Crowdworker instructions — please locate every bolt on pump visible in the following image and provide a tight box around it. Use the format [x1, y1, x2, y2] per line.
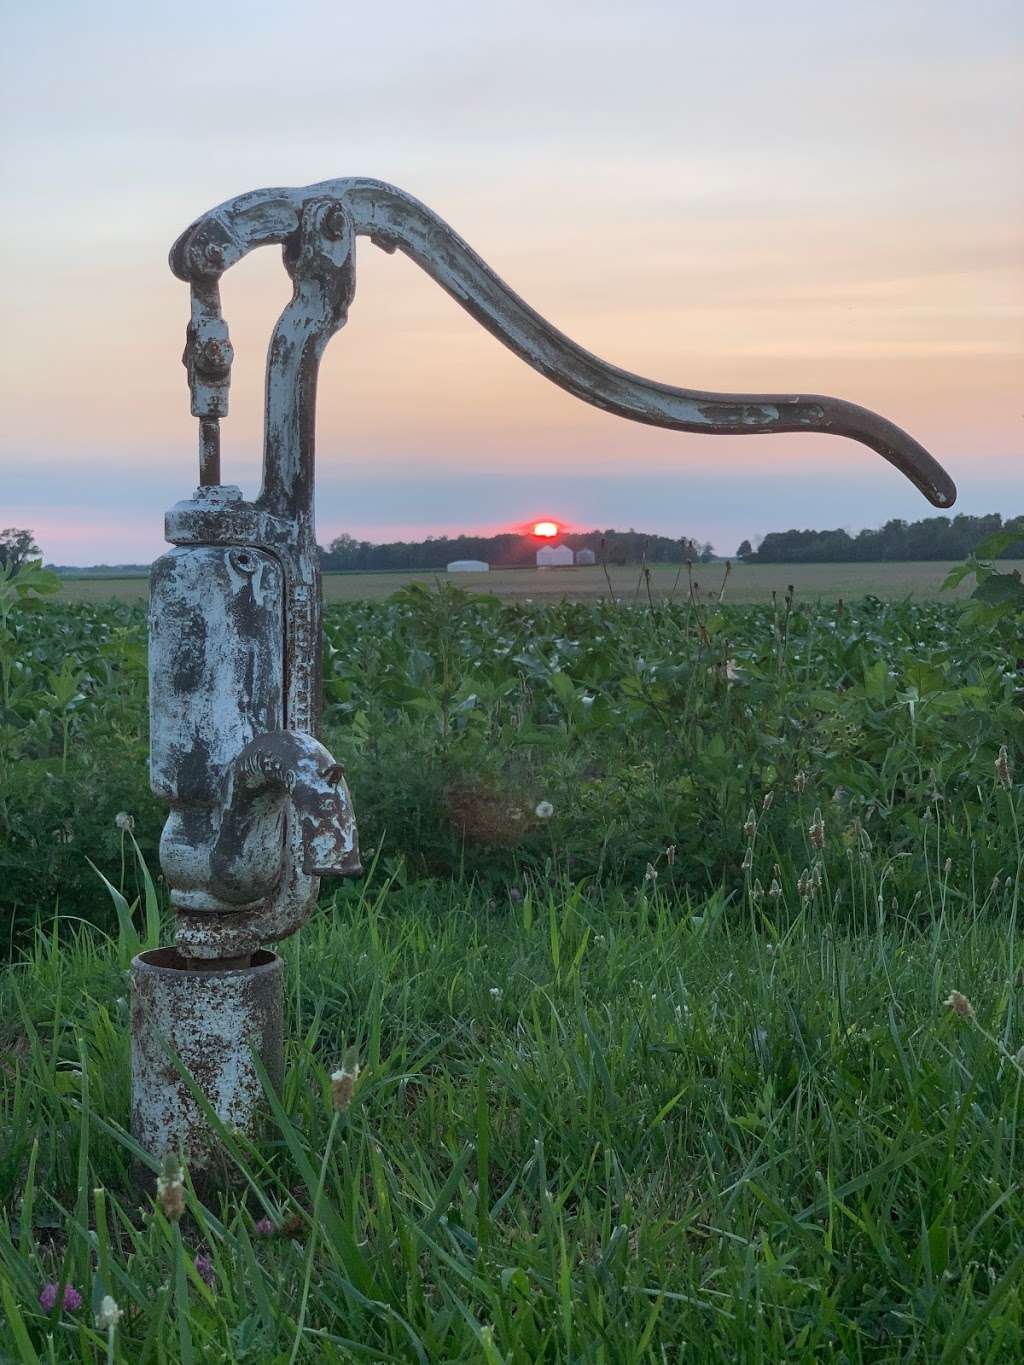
[132, 178, 955, 1177]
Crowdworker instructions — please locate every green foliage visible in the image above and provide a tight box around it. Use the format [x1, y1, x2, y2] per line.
[2, 578, 1023, 933]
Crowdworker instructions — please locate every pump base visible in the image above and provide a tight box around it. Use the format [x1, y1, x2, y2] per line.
[130, 947, 283, 1180]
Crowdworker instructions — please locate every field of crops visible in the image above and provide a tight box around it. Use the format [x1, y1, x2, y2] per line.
[2, 567, 1024, 1359]
[56, 558, 1024, 606]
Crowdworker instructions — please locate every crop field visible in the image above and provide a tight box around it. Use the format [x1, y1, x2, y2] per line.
[2, 567, 1024, 1359]
[56, 558, 1024, 606]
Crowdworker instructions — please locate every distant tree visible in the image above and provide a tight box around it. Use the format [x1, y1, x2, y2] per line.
[736, 538, 753, 559]
[0, 528, 40, 576]
[698, 542, 715, 563]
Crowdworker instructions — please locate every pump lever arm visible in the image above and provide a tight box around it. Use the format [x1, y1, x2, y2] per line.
[170, 178, 956, 509]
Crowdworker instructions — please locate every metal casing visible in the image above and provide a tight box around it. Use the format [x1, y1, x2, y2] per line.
[149, 545, 284, 804]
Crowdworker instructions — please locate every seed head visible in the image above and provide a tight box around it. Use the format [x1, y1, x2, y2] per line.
[114, 811, 135, 832]
[944, 990, 974, 1019]
[809, 811, 825, 850]
[534, 800, 554, 819]
[995, 745, 1011, 790]
[794, 770, 808, 794]
[331, 1052, 360, 1113]
[768, 878, 782, 899]
[742, 809, 757, 840]
[156, 1157, 185, 1222]
[762, 791, 774, 813]
[665, 843, 676, 866]
[751, 879, 764, 903]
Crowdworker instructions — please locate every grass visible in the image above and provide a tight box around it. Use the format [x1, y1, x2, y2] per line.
[2, 856, 1024, 1360]
[55, 559, 1024, 606]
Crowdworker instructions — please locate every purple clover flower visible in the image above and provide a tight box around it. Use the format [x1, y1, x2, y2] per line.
[38, 1282, 83, 1313]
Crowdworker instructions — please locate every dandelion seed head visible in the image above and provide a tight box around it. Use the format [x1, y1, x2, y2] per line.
[534, 801, 554, 819]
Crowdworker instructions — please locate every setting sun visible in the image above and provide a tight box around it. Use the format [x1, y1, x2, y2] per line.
[533, 521, 559, 538]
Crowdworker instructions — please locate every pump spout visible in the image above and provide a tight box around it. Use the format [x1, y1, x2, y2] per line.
[210, 732, 360, 905]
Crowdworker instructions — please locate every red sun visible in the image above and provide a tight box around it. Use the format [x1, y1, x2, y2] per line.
[532, 521, 559, 538]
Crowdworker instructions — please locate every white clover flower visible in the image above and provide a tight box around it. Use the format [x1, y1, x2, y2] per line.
[95, 1296, 123, 1330]
[489, 987, 503, 1002]
[534, 801, 554, 819]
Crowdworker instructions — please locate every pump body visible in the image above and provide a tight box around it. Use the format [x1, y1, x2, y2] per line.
[131, 177, 955, 1176]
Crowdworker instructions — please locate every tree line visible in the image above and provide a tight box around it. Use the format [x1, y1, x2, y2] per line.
[737, 514, 1024, 564]
[322, 529, 713, 571]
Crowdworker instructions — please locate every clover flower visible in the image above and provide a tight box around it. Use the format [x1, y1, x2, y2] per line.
[38, 1282, 82, 1313]
[95, 1295, 123, 1330]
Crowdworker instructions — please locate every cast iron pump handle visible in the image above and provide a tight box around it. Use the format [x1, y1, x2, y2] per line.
[171, 176, 957, 510]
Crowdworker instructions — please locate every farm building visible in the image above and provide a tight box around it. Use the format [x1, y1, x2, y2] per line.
[575, 548, 596, 565]
[447, 560, 489, 572]
[536, 544, 574, 568]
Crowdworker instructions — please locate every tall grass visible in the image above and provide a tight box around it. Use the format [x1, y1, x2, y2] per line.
[2, 846, 1023, 1359]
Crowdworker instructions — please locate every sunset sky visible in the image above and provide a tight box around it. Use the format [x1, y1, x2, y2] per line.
[2, 0, 1021, 563]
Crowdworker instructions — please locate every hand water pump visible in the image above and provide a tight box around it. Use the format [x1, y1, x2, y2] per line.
[131, 178, 957, 1174]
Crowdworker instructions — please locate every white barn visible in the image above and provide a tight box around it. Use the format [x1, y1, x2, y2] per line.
[447, 560, 489, 573]
[575, 547, 596, 566]
[536, 544, 574, 568]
